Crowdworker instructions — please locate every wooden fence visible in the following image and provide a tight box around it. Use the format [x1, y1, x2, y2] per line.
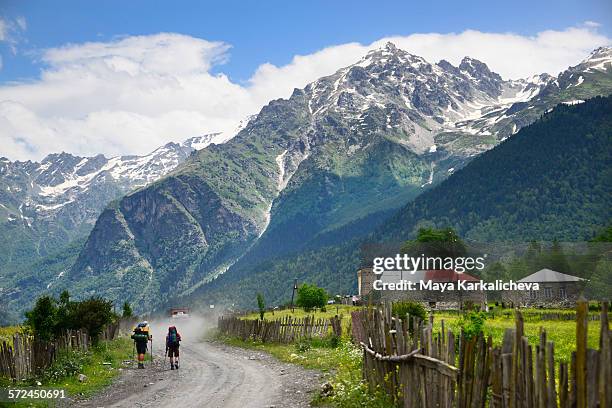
[217, 315, 342, 343]
[0, 321, 120, 381]
[351, 301, 610, 408]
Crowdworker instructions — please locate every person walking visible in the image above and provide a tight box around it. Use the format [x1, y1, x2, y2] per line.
[165, 326, 182, 370]
[131, 321, 152, 369]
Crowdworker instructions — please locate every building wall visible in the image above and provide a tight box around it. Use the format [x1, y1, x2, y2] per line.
[504, 281, 584, 305]
[357, 267, 375, 297]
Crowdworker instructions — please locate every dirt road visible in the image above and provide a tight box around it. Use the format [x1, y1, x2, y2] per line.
[77, 339, 321, 408]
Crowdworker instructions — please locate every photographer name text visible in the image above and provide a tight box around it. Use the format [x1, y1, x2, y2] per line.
[373, 279, 539, 292]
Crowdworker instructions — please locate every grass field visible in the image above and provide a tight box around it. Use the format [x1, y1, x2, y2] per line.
[0, 325, 21, 346]
[431, 311, 604, 363]
[242, 304, 608, 363]
[226, 304, 609, 407]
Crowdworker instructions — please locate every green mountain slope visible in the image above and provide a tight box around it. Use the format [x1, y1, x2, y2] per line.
[33, 46, 612, 314]
[186, 96, 612, 309]
[382, 95, 612, 241]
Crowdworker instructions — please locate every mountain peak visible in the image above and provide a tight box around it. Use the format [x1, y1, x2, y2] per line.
[583, 46, 612, 64]
[588, 46, 612, 57]
[459, 56, 496, 75]
[571, 46, 612, 73]
[384, 41, 398, 51]
[459, 56, 503, 97]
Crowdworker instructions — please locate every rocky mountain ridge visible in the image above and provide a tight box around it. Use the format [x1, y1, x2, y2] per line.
[4, 43, 611, 315]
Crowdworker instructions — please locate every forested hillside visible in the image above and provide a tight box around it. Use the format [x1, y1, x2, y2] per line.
[381, 95, 612, 241]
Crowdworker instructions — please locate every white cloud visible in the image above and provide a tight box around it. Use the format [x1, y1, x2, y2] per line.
[0, 16, 27, 54]
[0, 24, 610, 161]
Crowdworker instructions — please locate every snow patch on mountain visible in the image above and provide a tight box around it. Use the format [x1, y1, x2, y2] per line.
[0, 134, 220, 229]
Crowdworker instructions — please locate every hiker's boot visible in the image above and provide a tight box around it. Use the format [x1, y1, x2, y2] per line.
[175, 363, 179, 370]
[138, 363, 144, 369]
[170, 363, 175, 370]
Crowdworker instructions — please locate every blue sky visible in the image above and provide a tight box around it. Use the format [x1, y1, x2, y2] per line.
[0, 0, 611, 161]
[1, 0, 611, 84]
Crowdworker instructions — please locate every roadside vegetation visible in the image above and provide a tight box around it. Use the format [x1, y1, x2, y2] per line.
[0, 333, 133, 406]
[0, 293, 134, 405]
[231, 295, 607, 406]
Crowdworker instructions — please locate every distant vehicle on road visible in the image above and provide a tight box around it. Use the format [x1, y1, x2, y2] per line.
[169, 307, 190, 318]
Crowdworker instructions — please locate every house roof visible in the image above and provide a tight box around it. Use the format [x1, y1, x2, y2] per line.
[517, 268, 584, 283]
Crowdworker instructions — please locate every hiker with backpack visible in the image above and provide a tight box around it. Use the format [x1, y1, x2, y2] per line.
[131, 321, 152, 369]
[166, 326, 182, 370]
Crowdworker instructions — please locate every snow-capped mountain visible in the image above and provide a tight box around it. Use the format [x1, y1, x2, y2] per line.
[0, 133, 219, 275]
[2, 43, 610, 318]
[0, 134, 218, 221]
[299, 42, 556, 158]
[61, 44, 612, 314]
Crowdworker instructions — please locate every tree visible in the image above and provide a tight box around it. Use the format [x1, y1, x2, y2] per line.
[24, 296, 58, 342]
[55, 290, 74, 336]
[122, 302, 133, 318]
[296, 283, 327, 311]
[547, 240, 571, 273]
[71, 297, 116, 345]
[256, 293, 265, 320]
[401, 227, 467, 259]
[59, 290, 70, 305]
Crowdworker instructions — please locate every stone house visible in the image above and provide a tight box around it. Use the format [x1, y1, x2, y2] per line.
[510, 268, 586, 305]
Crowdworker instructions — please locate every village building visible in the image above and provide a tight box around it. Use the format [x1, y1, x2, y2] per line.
[505, 268, 586, 305]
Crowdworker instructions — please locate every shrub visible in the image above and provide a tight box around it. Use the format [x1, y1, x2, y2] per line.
[295, 338, 311, 353]
[328, 334, 340, 349]
[296, 283, 328, 311]
[392, 301, 426, 332]
[588, 302, 602, 312]
[460, 310, 487, 340]
[40, 350, 88, 383]
[25, 293, 117, 345]
[256, 293, 265, 321]
[69, 297, 116, 345]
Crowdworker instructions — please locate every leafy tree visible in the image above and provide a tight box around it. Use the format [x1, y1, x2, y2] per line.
[59, 290, 70, 305]
[296, 283, 328, 311]
[401, 227, 467, 259]
[590, 226, 612, 242]
[55, 290, 74, 336]
[122, 302, 133, 318]
[525, 241, 543, 272]
[24, 296, 58, 342]
[70, 297, 116, 345]
[545, 240, 571, 273]
[256, 293, 265, 320]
